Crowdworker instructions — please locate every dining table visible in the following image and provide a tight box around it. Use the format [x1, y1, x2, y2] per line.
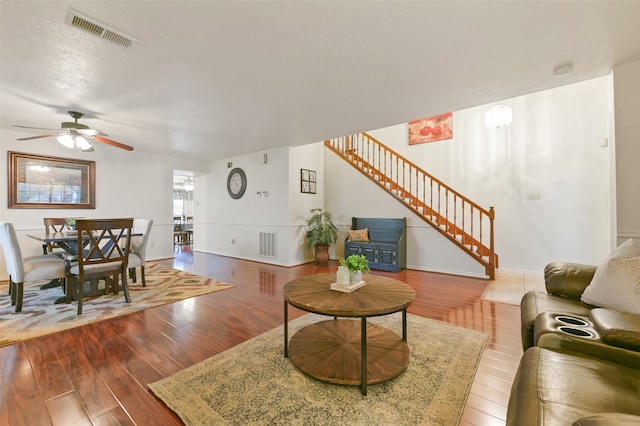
[27, 230, 141, 304]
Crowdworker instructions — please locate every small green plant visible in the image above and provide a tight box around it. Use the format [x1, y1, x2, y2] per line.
[305, 208, 339, 249]
[65, 218, 76, 229]
[339, 254, 370, 273]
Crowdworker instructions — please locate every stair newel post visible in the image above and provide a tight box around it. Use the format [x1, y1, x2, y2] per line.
[489, 206, 496, 278]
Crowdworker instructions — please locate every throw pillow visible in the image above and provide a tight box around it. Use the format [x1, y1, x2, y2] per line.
[347, 228, 369, 242]
[580, 238, 640, 315]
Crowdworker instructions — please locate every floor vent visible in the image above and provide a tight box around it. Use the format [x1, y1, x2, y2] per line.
[259, 270, 276, 295]
[65, 9, 137, 48]
[259, 232, 277, 258]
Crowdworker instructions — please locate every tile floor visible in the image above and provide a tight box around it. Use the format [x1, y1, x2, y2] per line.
[482, 269, 546, 305]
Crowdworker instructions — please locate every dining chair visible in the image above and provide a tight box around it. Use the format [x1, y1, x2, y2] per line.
[67, 218, 134, 315]
[42, 217, 72, 256]
[128, 218, 153, 286]
[174, 222, 187, 245]
[0, 221, 67, 312]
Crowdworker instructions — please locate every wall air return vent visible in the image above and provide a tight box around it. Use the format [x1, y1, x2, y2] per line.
[259, 232, 277, 259]
[65, 9, 136, 48]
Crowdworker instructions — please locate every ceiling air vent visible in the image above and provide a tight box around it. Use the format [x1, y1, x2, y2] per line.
[65, 9, 136, 48]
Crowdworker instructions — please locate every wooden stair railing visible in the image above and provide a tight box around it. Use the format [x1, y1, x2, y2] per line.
[325, 132, 498, 279]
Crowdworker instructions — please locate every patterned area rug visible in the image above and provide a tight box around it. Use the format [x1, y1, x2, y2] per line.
[149, 313, 488, 426]
[0, 263, 234, 347]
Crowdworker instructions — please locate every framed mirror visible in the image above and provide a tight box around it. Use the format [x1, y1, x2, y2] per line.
[8, 151, 96, 209]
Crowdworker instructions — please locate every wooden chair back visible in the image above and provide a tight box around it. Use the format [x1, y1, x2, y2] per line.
[43, 217, 71, 254]
[71, 218, 134, 314]
[75, 218, 133, 274]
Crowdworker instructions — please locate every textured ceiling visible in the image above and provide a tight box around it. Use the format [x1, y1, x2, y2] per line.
[1, 1, 639, 161]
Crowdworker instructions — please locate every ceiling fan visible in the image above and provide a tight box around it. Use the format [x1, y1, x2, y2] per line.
[14, 111, 134, 152]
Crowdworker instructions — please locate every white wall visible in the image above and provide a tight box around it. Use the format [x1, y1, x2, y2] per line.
[326, 76, 614, 275]
[288, 142, 326, 264]
[1, 73, 631, 279]
[197, 147, 292, 265]
[195, 142, 327, 267]
[613, 59, 640, 245]
[0, 128, 208, 278]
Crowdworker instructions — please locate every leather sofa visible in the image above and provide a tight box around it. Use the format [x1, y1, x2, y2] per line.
[507, 262, 640, 425]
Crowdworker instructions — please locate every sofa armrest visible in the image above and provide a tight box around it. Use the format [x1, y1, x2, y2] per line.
[591, 308, 640, 352]
[537, 332, 640, 371]
[544, 262, 597, 300]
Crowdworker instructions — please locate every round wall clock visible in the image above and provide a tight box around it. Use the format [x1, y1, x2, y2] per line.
[227, 167, 247, 199]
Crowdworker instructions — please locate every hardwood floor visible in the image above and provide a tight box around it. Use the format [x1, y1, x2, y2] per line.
[0, 248, 523, 425]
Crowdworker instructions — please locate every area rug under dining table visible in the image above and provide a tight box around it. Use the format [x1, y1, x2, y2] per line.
[0, 263, 234, 347]
[149, 313, 488, 425]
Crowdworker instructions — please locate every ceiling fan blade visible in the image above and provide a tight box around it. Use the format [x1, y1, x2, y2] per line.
[94, 135, 134, 151]
[14, 125, 60, 131]
[17, 133, 60, 141]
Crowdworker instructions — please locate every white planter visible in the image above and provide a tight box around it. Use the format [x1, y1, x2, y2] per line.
[336, 266, 350, 285]
[350, 270, 363, 284]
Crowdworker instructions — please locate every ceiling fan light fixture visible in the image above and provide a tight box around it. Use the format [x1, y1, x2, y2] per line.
[183, 178, 194, 192]
[75, 136, 93, 151]
[57, 134, 75, 148]
[14, 110, 134, 151]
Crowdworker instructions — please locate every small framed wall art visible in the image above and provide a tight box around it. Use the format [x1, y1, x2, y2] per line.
[300, 169, 316, 194]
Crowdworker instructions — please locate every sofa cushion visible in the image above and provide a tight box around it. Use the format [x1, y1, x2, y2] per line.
[506, 347, 640, 426]
[347, 228, 369, 242]
[572, 413, 640, 426]
[590, 308, 640, 352]
[580, 239, 640, 315]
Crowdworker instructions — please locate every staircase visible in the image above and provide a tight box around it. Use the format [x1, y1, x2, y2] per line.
[325, 132, 498, 279]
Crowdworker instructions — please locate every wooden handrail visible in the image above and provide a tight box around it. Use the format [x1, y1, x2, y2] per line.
[325, 133, 497, 279]
[360, 132, 492, 216]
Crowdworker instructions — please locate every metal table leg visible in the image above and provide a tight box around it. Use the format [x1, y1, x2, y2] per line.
[402, 308, 407, 341]
[284, 300, 289, 358]
[361, 316, 367, 395]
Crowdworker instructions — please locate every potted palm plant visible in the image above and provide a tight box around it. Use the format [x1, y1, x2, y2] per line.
[305, 208, 338, 265]
[339, 254, 370, 284]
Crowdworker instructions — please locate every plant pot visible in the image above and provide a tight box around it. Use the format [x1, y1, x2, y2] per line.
[336, 266, 350, 285]
[350, 270, 363, 284]
[314, 245, 330, 266]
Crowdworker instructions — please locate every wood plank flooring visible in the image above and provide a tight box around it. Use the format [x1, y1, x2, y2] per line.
[0, 248, 523, 425]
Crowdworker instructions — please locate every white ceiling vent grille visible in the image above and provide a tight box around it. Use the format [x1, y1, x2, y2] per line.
[65, 9, 136, 48]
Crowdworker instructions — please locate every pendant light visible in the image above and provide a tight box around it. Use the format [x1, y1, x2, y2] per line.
[485, 104, 513, 128]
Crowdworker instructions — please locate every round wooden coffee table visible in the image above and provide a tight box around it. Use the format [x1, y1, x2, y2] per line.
[283, 273, 415, 395]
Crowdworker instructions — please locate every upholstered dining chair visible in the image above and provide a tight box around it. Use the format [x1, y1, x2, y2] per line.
[0, 221, 67, 312]
[67, 218, 133, 315]
[127, 218, 153, 286]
